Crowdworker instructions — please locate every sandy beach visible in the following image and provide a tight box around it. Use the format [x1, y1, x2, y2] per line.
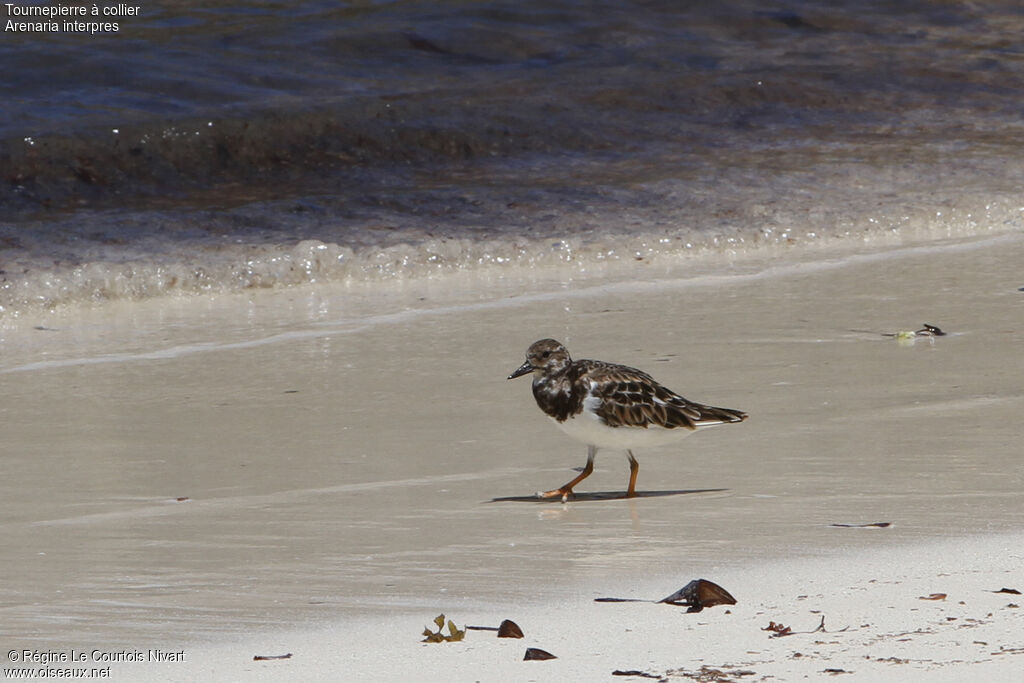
[1, 232, 1022, 681]
[147, 532, 1024, 682]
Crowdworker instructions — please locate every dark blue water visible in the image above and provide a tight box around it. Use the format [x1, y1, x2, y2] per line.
[2, 0, 1023, 315]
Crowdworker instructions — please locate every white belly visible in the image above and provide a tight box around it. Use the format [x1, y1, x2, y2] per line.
[551, 411, 694, 450]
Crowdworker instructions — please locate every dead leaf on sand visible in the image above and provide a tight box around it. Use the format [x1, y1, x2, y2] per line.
[596, 578, 736, 613]
[830, 522, 891, 528]
[919, 593, 947, 601]
[497, 619, 524, 638]
[763, 621, 792, 637]
[611, 670, 660, 679]
[523, 647, 557, 660]
[422, 614, 465, 643]
[659, 579, 737, 613]
[915, 323, 946, 336]
[667, 665, 756, 681]
[764, 615, 836, 638]
[992, 587, 1021, 595]
[466, 618, 524, 638]
[882, 323, 947, 340]
[253, 653, 292, 661]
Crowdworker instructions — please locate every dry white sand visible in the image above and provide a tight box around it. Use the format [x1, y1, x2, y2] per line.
[1, 232, 1022, 681]
[146, 531, 1024, 682]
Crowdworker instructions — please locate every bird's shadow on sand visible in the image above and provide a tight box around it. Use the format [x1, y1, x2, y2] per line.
[488, 488, 727, 503]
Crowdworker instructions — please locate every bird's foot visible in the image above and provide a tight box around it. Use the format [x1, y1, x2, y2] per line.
[536, 487, 574, 503]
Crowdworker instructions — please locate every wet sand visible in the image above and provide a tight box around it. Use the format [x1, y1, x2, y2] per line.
[1, 233, 1022, 680]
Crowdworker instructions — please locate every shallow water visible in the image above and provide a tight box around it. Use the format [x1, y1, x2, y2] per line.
[3, 1, 1024, 314]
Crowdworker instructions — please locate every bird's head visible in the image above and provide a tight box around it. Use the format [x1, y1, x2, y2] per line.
[507, 339, 572, 380]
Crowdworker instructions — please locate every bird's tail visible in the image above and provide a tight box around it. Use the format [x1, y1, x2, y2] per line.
[692, 403, 748, 427]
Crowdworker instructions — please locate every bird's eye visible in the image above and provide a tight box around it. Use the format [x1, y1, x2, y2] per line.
[541, 350, 551, 359]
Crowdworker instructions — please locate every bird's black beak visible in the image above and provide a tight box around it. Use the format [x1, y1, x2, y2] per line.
[507, 360, 533, 380]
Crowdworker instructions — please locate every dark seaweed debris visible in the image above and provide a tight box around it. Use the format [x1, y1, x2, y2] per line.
[659, 579, 737, 613]
[465, 618, 524, 638]
[596, 578, 737, 613]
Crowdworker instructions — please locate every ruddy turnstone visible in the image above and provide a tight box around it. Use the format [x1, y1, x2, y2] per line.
[508, 339, 747, 501]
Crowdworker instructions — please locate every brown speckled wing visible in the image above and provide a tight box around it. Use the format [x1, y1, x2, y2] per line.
[583, 361, 747, 430]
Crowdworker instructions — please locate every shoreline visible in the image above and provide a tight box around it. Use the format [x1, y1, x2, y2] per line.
[2, 230, 1018, 366]
[1, 213, 1018, 323]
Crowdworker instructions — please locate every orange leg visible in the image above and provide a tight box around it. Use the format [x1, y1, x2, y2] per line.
[626, 450, 639, 498]
[539, 446, 596, 502]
